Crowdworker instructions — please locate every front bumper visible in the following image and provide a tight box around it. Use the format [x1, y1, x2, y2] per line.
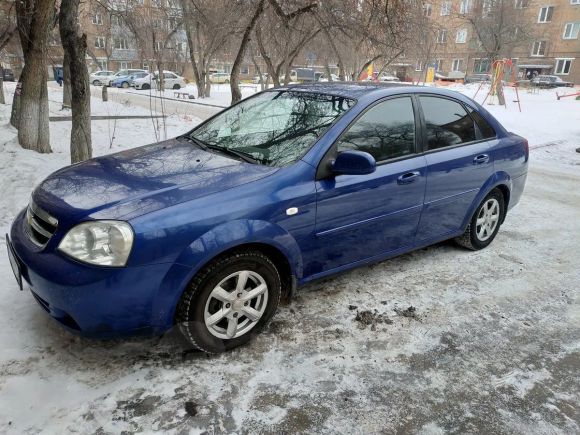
[8, 209, 187, 338]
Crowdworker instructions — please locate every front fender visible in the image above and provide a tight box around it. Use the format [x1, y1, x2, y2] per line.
[151, 219, 303, 329]
[461, 171, 513, 231]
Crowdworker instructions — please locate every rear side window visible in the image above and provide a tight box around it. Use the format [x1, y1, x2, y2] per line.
[420, 96, 476, 150]
[465, 106, 496, 139]
[337, 97, 416, 162]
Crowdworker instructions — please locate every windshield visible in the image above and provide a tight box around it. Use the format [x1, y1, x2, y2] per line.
[189, 91, 354, 167]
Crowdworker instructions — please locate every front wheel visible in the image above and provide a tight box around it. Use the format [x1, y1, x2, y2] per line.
[172, 84, 181, 90]
[175, 250, 281, 353]
[92, 80, 100, 86]
[455, 189, 505, 250]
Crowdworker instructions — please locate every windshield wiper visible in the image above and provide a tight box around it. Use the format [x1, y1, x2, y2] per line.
[205, 145, 260, 164]
[181, 135, 260, 164]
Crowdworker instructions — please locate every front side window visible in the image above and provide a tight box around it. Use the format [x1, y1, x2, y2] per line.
[337, 97, 416, 162]
[191, 91, 354, 167]
[420, 96, 476, 150]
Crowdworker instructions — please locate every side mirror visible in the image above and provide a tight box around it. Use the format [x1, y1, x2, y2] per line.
[331, 150, 376, 176]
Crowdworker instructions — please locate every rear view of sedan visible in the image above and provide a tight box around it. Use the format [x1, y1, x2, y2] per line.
[7, 83, 528, 353]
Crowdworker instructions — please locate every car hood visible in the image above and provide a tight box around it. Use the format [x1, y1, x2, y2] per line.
[33, 138, 278, 222]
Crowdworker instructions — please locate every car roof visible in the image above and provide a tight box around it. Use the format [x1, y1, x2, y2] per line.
[273, 81, 476, 101]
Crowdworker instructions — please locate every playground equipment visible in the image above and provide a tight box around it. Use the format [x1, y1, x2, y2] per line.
[473, 59, 521, 112]
[556, 90, 580, 100]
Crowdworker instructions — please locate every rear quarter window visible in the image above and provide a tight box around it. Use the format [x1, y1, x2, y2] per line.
[467, 108, 496, 139]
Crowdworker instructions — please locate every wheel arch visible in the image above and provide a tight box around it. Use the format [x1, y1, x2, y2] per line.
[152, 219, 302, 329]
[462, 172, 512, 231]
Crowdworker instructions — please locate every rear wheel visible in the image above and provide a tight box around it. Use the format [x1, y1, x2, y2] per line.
[172, 84, 181, 90]
[121, 81, 130, 89]
[455, 189, 505, 250]
[92, 79, 100, 86]
[175, 250, 281, 353]
[142, 83, 150, 90]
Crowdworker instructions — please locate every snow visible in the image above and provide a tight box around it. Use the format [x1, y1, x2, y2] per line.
[0, 82, 579, 433]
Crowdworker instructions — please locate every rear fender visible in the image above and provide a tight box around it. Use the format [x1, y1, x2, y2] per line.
[461, 171, 512, 231]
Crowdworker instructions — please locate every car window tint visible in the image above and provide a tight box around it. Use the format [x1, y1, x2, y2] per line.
[337, 97, 416, 162]
[465, 106, 496, 139]
[420, 96, 476, 150]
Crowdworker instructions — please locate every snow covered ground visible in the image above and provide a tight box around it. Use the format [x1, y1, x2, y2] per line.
[0, 83, 579, 434]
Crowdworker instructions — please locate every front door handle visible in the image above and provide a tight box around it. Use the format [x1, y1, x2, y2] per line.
[397, 171, 420, 185]
[473, 154, 490, 164]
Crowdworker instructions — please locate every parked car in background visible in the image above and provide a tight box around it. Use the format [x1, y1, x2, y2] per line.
[319, 73, 340, 82]
[112, 71, 149, 88]
[1, 68, 15, 81]
[7, 83, 528, 353]
[252, 73, 269, 84]
[89, 70, 115, 86]
[531, 75, 574, 88]
[379, 74, 400, 82]
[210, 72, 231, 84]
[107, 69, 147, 86]
[133, 71, 187, 90]
[464, 74, 491, 84]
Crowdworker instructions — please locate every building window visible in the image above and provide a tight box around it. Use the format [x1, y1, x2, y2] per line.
[436, 29, 448, 43]
[95, 36, 106, 48]
[152, 0, 163, 7]
[474, 58, 490, 73]
[155, 41, 163, 51]
[515, 0, 529, 8]
[119, 62, 131, 70]
[423, 4, 432, 16]
[563, 23, 580, 39]
[97, 59, 107, 71]
[452, 59, 464, 71]
[241, 65, 250, 75]
[531, 40, 547, 56]
[114, 38, 128, 50]
[440, 1, 451, 16]
[92, 12, 103, 25]
[435, 59, 443, 71]
[571, 0, 580, 4]
[456, 29, 467, 43]
[415, 60, 423, 71]
[460, 0, 471, 14]
[538, 6, 554, 23]
[555, 58, 573, 74]
[142, 62, 149, 71]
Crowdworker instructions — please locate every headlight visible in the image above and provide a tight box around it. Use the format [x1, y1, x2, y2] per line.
[58, 221, 134, 267]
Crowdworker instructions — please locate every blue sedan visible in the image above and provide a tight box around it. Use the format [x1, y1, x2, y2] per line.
[7, 83, 528, 352]
[112, 72, 148, 88]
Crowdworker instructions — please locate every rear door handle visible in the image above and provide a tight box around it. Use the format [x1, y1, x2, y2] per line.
[473, 154, 490, 164]
[397, 171, 420, 185]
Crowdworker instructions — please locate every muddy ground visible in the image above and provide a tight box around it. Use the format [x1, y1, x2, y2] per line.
[0, 158, 579, 433]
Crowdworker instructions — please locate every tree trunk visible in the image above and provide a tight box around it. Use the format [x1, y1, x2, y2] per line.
[0, 77, 5, 104]
[230, 0, 265, 105]
[17, 0, 55, 154]
[10, 79, 22, 127]
[204, 67, 211, 97]
[62, 51, 72, 109]
[60, 0, 92, 163]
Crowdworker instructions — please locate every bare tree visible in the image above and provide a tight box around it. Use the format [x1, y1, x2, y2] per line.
[60, 0, 92, 163]
[462, 0, 535, 104]
[12, 0, 56, 154]
[181, 0, 236, 98]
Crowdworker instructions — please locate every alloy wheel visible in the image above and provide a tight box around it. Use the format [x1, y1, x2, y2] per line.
[203, 270, 269, 339]
[476, 198, 500, 241]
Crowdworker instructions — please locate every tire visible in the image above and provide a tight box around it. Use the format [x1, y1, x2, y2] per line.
[225, 79, 230, 84]
[175, 250, 281, 353]
[142, 83, 150, 90]
[172, 84, 180, 90]
[455, 189, 505, 250]
[92, 80, 100, 86]
[121, 81, 130, 89]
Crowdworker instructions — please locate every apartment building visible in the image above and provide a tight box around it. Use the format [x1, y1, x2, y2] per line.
[402, 0, 580, 84]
